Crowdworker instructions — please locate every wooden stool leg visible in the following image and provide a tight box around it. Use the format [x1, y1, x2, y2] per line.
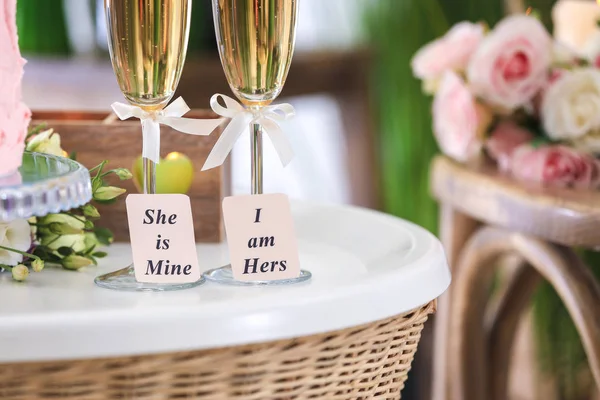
[432, 205, 478, 400]
[486, 260, 540, 400]
[491, 234, 600, 394]
[448, 227, 513, 400]
[448, 226, 600, 400]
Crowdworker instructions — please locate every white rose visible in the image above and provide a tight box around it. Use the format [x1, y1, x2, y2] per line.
[0, 219, 32, 266]
[542, 69, 600, 143]
[583, 31, 600, 63]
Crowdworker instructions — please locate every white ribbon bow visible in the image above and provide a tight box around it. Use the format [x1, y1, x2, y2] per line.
[202, 94, 295, 171]
[111, 97, 223, 164]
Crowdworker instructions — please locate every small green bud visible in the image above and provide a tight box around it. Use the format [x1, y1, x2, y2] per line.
[39, 214, 85, 236]
[48, 222, 84, 235]
[32, 258, 44, 272]
[62, 255, 93, 270]
[82, 204, 100, 219]
[26, 129, 65, 157]
[94, 186, 126, 201]
[84, 232, 101, 250]
[12, 264, 29, 281]
[112, 168, 133, 180]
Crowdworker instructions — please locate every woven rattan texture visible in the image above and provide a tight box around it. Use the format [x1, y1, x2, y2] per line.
[0, 302, 434, 400]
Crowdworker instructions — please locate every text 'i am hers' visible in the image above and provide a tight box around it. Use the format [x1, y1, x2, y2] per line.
[244, 208, 288, 274]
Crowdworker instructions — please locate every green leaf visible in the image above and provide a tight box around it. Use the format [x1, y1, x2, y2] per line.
[33, 245, 62, 263]
[93, 198, 118, 205]
[32, 245, 50, 258]
[92, 251, 107, 258]
[91, 178, 103, 193]
[92, 160, 108, 180]
[57, 247, 74, 256]
[81, 204, 100, 219]
[84, 244, 96, 256]
[94, 227, 114, 245]
[26, 123, 48, 139]
[364, 0, 452, 234]
[530, 137, 551, 148]
[91, 180, 102, 194]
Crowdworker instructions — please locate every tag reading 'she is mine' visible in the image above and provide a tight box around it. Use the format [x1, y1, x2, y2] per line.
[126, 194, 201, 283]
[222, 194, 301, 282]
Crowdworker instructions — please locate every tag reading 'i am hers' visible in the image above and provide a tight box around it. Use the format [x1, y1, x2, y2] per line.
[222, 193, 301, 282]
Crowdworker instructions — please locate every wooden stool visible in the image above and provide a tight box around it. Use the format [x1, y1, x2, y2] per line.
[430, 155, 600, 400]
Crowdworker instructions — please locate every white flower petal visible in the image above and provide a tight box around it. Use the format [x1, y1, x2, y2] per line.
[0, 219, 30, 266]
[5, 219, 32, 252]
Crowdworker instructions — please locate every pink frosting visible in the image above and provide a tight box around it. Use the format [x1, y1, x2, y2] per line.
[0, 0, 31, 177]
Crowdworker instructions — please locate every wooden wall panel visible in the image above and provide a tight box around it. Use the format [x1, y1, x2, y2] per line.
[32, 110, 228, 243]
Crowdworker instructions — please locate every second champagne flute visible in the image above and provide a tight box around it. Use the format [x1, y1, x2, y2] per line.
[204, 0, 311, 285]
[95, 0, 204, 291]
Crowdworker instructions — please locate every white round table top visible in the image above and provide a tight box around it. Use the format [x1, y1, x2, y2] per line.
[0, 202, 450, 363]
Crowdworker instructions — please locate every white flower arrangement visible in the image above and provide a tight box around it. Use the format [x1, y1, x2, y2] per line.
[1, 125, 131, 281]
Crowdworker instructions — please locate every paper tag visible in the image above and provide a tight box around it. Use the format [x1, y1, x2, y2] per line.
[126, 194, 201, 283]
[222, 193, 301, 282]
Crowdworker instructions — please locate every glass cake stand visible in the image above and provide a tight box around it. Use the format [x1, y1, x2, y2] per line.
[0, 152, 92, 223]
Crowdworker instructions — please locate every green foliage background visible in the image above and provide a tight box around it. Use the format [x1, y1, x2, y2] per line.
[17, 0, 71, 55]
[364, 0, 449, 235]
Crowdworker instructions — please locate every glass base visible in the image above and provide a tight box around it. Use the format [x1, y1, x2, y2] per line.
[203, 265, 312, 286]
[94, 265, 205, 292]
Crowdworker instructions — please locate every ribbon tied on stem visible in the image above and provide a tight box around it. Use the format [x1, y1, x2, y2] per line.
[111, 97, 223, 164]
[202, 94, 296, 171]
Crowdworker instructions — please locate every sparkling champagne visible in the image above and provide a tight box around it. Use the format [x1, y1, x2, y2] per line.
[213, 0, 298, 106]
[105, 0, 191, 110]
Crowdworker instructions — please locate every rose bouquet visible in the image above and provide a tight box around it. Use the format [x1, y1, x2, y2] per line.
[412, 14, 600, 189]
[0, 125, 131, 281]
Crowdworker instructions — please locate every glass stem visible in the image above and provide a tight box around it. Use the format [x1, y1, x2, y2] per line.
[143, 157, 156, 194]
[251, 122, 263, 195]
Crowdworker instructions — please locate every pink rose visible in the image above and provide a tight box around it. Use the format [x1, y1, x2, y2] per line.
[485, 122, 534, 171]
[433, 71, 491, 162]
[467, 15, 552, 110]
[509, 145, 600, 189]
[411, 22, 484, 80]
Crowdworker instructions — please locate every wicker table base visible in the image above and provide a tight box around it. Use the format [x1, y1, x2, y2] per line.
[0, 301, 434, 400]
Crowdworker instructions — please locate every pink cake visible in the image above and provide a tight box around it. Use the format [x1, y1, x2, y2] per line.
[0, 0, 31, 176]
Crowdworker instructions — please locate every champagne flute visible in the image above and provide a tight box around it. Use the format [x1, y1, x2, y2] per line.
[204, 0, 311, 285]
[95, 0, 203, 291]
